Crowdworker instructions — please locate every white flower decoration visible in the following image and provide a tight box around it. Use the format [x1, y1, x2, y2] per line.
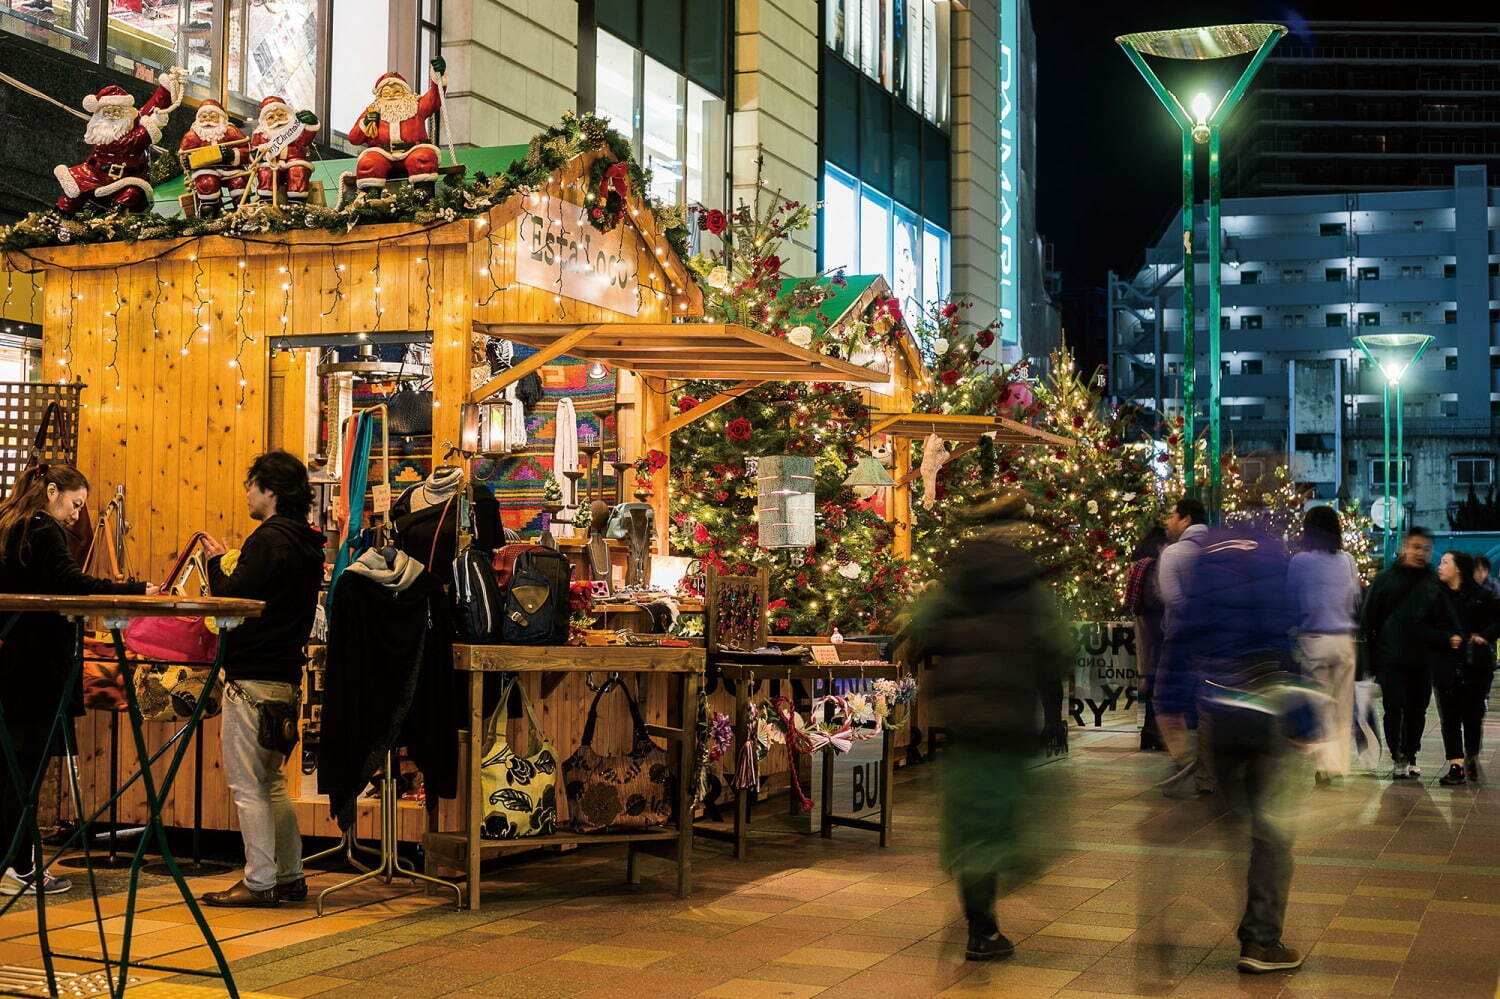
[1123, 492, 1136, 502]
[932, 337, 949, 355]
[787, 325, 814, 348]
[707, 266, 731, 291]
[837, 561, 862, 579]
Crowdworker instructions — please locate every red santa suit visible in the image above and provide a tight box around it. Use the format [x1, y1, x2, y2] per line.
[177, 100, 248, 208]
[346, 71, 442, 190]
[54, 83, 172, 214]
[250, 96, 319, 201]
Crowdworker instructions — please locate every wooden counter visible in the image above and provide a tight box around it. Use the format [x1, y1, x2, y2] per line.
[425, 644, 705, 909]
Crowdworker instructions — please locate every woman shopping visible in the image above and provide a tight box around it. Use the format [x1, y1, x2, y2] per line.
[0, 465, 155, 897]
[1424, 550, 1500, 786]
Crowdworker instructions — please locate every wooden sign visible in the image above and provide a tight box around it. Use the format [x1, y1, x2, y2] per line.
[809, 644, 841, 665]
[515, 200, 641, 316]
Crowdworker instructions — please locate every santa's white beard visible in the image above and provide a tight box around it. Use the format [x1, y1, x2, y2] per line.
[192, 120, 229, 145]
[84, 111, 135, 146]
[372, 93, 419, 126]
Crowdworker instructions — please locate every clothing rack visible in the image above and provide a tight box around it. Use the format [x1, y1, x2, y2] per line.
[315, 750, 461, 915]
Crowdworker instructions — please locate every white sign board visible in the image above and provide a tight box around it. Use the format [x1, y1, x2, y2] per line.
[1069, 620, 1140, 730]
[809, 737, 884, 833]
[515, 201, 641, 316]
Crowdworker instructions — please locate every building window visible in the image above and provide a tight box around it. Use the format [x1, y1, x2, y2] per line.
[590, 13, 729, 209]
[1240, 270, 1260, 285]
[1242, 314, 1263, 330]
[1359, 312, 1380, 327]
[822, 162, 949, 318]
[1490, 261, 1499, 277]
[1444, 263, 1457, 278]
[1370, 458, 1411, 489]
[1220, 361, 1231, 377]
[825, 0, 949, 127]
[1491, 308, 1500, 324]
[1400, 310, 1424, 325]
[1221, 317, 1230, 331]
[1399, 265, 1424, 279]
[1454, 457, 1494, 489]
[1359, 266, 1380, 281]
[1281, 268, 1304, 283]
[1325, 267, 1346, 283]
[1279, 314, 1304, 329]
[1, 0, 99, 61]
[1243, 359, 1263, 375]
[1319, 222, 1346, 236]
[1445, 354, 1458, 370]
[1445, 309, 1458, 325]
[1326, 313, 1347, 327]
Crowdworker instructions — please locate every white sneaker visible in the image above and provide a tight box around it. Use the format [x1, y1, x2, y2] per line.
[1407, 762, 1422, 778]
[0, 867, 71, 896]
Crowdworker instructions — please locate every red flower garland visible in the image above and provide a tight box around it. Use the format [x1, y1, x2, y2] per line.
[725, 417, 753, 442]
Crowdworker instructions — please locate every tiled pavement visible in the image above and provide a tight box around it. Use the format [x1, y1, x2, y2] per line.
[5, 715, 1500, 998]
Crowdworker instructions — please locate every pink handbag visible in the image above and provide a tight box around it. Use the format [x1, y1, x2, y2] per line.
[123, 533, 219, 664]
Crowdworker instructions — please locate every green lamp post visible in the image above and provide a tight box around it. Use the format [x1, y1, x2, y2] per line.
[1354, 333, 1434, 564]
[1116, 23, 1286, 509]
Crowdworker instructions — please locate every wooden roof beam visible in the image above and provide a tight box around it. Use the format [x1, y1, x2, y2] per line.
[469, 326, 599, 404]
[644, 381, 765, 443]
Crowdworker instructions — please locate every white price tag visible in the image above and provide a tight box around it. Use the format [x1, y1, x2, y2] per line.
[370, 483, 392, 515]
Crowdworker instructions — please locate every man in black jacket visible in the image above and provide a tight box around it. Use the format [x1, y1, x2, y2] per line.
[1360, 527, 1437, 780]
[200, 452, 325, 907]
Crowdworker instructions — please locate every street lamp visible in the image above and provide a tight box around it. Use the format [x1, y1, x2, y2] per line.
[1354, 333, 1433, 564]
[1117, 23, 1286, 510]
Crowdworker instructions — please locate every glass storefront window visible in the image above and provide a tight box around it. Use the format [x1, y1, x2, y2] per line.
[593, 29, 727, 209]
[105, 1, 214, 96]
[825, 0, 946, 127]
[642, 56, 683, 203]
[822, 162, 949, 318]
[330, 0, 391, 140]
[227, 0, 320, 117]
[2, 0, 99, 61]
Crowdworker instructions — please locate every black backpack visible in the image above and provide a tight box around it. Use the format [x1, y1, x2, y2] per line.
[453, 547, 503, 642]
[492, 544, 572, 644]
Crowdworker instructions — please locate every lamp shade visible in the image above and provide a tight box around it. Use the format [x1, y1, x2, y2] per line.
[757, 455, 815, 549]
[843, 453, 896, 489]
[1115, 23, 1286, 60]
[1354, 333, 1434, 385]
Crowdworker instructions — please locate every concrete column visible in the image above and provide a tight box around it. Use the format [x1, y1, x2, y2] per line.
[444, 0, 578, 146]
[948, 2, 999, 321]
[1452, 165, 1489, 421]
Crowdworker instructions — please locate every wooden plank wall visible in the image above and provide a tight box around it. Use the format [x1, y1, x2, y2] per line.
[13, 163, 693, 841]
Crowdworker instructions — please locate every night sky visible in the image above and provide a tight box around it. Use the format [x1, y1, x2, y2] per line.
[1033, 1, 1498, 292]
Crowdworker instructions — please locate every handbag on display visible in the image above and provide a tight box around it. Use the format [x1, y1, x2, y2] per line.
[123, 532, 218, 664]
[563, 681, 672, 833]
[133, 663, 223, 722]
[479, 678, 558, 839]
[453, 481, 504, 642]
[387, 382, 434, 437]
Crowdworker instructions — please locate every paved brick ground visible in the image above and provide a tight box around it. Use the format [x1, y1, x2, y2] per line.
[4, 712, 1499, 998]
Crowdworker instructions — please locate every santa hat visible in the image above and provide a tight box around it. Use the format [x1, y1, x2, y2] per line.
[194, 99, 226, 118]
[82, 85, 136, 114]
[372, 72, 413, 95]
[257, 95, 290, 118]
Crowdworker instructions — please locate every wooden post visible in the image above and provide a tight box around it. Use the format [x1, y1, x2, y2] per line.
[639, 374, 671, 555]
[892, 435, 913, 559]
[431, 241, 475, 469]
[465, 669, 483, 910]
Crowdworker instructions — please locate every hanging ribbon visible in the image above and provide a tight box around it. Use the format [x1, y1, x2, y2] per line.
[772, 696, 815, 812]
[806, 695, 855, 754]
[598, 161, 630, 203]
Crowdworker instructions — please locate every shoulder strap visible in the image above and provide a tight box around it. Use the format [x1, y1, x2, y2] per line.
[427, 496, 456, 570]
[483, 676, 515, 745]
[578, 681, 648, 748]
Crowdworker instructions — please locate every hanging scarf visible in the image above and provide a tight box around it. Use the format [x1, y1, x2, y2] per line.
[504, 385, 527, 452]
[328, 411, 376, 608]
[553, 397, 579, 508]
[920, 433, 950, 509]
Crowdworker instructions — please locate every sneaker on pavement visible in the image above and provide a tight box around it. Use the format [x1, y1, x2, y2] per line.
[1390, 758, 1411, 780]
[1407, 762, 1422, 778]
[0, 868, 72, 896]
[1465, 757, 1483, 784]
[965, 930, 1016, 961]
[1237, 940, 1305, 974]
[1439, 763, 1466, 786]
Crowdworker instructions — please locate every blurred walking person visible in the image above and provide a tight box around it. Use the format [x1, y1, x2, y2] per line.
[905, 493, 1070, 962]
[1126, 525, 1168, 752]
[1169, 517, 1321, 974]
[1360, 528, 1437, 779]
[1424, 550, 1499, 786]
[1287, 506, 1361, 783]
[1156, 496, 1212, 796]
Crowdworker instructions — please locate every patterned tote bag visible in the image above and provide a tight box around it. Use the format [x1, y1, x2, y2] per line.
[563, 681, 673, 833]
[479, 678, 559, 839]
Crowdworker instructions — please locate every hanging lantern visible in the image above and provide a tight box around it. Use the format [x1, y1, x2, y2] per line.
[843, 453, 896, 489]
[757, 455, 815, 549]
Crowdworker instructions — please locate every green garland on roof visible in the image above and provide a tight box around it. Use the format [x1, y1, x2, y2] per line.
[0, 112, 690, 262]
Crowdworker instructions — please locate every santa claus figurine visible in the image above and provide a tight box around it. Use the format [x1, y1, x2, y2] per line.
[54, 69, 186, 216]
[177, 100, 248, 218]
[344, 57, 447, 196]
[249, 95, 320, 204]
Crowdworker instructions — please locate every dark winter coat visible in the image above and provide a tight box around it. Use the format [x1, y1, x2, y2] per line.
[0, 512, 145, 750]
[206, 516, 326, 685]
[1422, 582, 1500, 689]
[907, 526, 1069, 753]
[391, 483, 502, 587]
[320, 552, 444, 830]
[1360, 563, 1438, 682]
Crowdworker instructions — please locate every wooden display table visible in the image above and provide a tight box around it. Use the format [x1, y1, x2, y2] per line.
[0, 594, 263, 999]
[700, 661, 902, 859]
[427, 644, 705, 909]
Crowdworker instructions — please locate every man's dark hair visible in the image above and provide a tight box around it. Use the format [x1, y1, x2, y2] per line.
[1404, 526, 1433, 542]
[1301, 505, 1342, 552]
[1173, 497, 1207, 526]
[1477, 555, 1492, 572]
[246, 451, 312, 520]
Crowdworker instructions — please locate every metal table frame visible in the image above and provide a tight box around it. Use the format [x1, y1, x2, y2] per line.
[0, 594, 262, 999]
[424, 644, 705, 910]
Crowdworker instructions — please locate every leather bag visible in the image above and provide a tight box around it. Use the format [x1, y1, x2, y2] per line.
[479, 679, 558, 839]
[563, 682, 672, 833]
[387, 383, 434, 437]
[123, 533, 218, 664]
